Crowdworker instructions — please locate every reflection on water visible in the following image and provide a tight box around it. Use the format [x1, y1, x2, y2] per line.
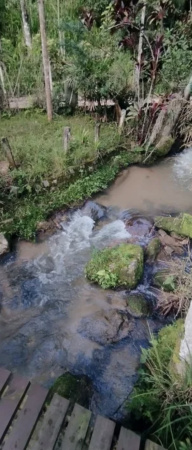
[0, 152, 190, 419]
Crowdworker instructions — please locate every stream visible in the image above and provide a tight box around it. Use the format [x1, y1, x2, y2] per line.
[0, 150, 192, 420]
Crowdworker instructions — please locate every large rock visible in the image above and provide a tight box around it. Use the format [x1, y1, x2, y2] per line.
[0, 233, 8, 256]
[78, 309, 132, 345]
[124, 217, 153, 238]
[85, 243, 144, 289]
[155, 213, 192, 239]
[152, 270, 176, 292]
[146, 238, 161, 262]
[82, 201, 107, 222]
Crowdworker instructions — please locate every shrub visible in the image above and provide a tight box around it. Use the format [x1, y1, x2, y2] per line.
[129, 320, 192, 450]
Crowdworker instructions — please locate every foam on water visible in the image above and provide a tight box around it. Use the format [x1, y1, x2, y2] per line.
[173, 147, 192, 190]
[33, 212, 130, 280]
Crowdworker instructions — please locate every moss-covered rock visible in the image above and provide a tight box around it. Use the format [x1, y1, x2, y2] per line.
[152, 270, 176, 292]
[155, 213, 192, 239]
[155, 136, 174, 157]
[50, 372, 93, 408]
[85, 243, 144, 289]
[146, 238, 161, 262]
[126, 294, 151, 318]
[152, 270, 169, 289]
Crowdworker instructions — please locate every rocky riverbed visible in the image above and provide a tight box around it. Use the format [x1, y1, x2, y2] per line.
[0, 151, 192, 420]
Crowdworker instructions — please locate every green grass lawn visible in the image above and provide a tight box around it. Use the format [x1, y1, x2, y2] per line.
[0, 111, 119, 184]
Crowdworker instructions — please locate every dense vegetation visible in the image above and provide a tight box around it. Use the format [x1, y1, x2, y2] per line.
[0, 0, 192, 238]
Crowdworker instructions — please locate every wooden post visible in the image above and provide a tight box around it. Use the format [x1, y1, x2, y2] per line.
[38, 0, 53, 122]
[1, 138, 17, 168]
[94, 123, 101, 143]
[63, 127, 71, 153]
[118, 109, 126, 134]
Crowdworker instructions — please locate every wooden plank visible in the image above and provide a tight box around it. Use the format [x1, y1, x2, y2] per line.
[61, 403, 91, 450]
[145, 440, 166, 450]
[0, 368, 11, 395]
[117, 427, 141, 450]
[33, 394, 69, 450]
[88, 415, 115, 450]
[2, 383, 48, 450]
[0, 374, 30, 443]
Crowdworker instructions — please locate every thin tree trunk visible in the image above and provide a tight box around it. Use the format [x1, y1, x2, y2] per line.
[0, 65, 6, 96]
[38, 0, 53, 121]
[136, 2, 146, 102]
[57, 0, 65, 57]
[20, 0, 32, 49]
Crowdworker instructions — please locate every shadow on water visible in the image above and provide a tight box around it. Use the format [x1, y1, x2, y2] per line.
[0, 152, 191, 419]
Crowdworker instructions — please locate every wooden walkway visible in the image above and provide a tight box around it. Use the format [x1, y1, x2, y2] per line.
[0, 367, 165, 450]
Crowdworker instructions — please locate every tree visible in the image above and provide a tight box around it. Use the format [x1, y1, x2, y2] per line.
[38, 0, 53, 121]
[20, 0, 32, 49]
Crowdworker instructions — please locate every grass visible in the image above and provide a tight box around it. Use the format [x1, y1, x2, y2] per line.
[0, 110, 120, 184]
[0, 110, 144, 239]
[129, 320, 192, 450]
[156, 255, 192, 317]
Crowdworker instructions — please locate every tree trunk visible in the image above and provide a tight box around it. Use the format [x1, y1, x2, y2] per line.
[136, 2, 146, 102]
[38, 0, 53, 122]
[0, 65, 6, 97]
[20, 0, 32, 49]
[57, 0, 65, 57]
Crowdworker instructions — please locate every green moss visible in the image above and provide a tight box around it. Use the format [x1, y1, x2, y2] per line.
[152, 270, 170, 288]
[49, 372, 93, 408]
[157, 319, 184, 363]
[155, 136, 174, 156]
[126, 294, 151, 318]
[155, 213, 192, 238]
[85, 243, 144, 289]
[146, 238, 161, 262]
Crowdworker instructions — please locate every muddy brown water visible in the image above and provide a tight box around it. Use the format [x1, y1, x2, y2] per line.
[0, 152, 191, 420]
[96, 157, 192, 214]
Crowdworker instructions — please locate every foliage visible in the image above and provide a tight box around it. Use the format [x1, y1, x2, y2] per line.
[156, 27, 192, 94]
[63, 6, 134, 103]
[128, 320, 192, 450]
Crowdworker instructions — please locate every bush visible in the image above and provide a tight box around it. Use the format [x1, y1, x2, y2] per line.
[129, 320, 192, 449]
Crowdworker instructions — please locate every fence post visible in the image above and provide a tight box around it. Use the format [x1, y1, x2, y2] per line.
[63, 127, 71, 153]
[94, 123, 101, 143]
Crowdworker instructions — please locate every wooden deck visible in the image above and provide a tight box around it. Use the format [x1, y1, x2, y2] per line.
[0, 367, 166, 450]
